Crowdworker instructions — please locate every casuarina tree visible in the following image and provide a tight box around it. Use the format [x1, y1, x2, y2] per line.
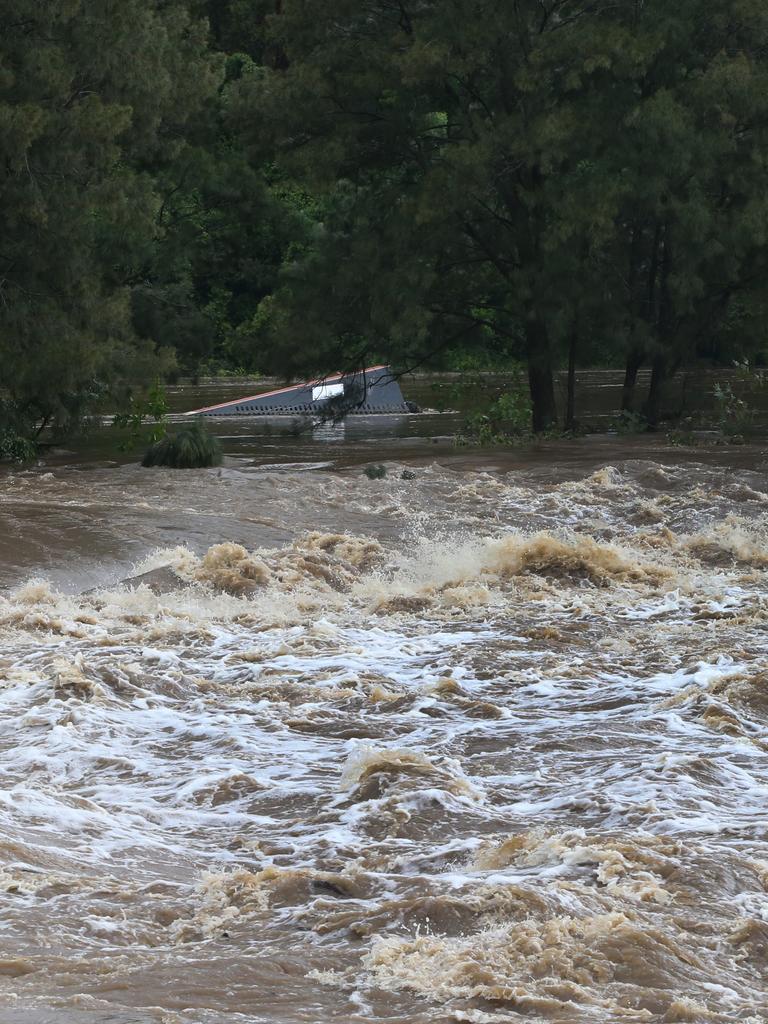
[233, 0, 768, 430]
[0, 0, 220, 439]
[231, 1, 640, 430]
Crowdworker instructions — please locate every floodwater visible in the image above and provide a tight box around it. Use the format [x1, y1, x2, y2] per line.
[2, 393, 768, 1023]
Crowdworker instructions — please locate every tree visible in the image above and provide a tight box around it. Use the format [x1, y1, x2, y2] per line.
[127, 2, 318, 378]
[230, 0, 768, 431]
[4, 0, 767, 443]
[232, 1, 638, 430]
[601, 1, 768, 421]
[0, 0, 221, 439]
[131, 139, 314, 375]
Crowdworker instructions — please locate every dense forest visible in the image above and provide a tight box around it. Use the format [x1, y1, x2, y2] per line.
[2, 0, 768, 442]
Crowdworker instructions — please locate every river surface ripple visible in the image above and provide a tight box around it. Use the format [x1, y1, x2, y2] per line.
[1, 450, 768, 1023]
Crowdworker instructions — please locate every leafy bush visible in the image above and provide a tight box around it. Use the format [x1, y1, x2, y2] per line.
[0, 429, 37, 463]
[713, 382, 749, 435]
[612, 409, 649, 435]
[457, 387, 532, 445]
[113, 380, 169, 450]
[665, 427, 697, 447]
[142, 421, 222, 468]
[712, 369, 764, 436]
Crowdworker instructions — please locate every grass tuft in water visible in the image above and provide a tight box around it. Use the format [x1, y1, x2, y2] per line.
[141, 421, 222, 469]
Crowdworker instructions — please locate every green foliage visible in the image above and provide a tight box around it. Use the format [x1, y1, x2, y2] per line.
[0, 397, 39, 460]
[132, 146, 311, 375]
[229, 0, 768, 432]
[712, 364, 767, 437]
[195, 362, 257, 380]
[363, 464, 387, 480]
[4, 0, 768, 440]
[713, 383, 752, 437]
[456, 388, 533, 446]
[112, 380, 170, 450]
[613, 410, 650, 436]
[141, 421, 222, 469]
[0, 0, 221, 437]
[232, 0, 642, 429]
[665, 427, 698, 447]
[0, 429, 36, 464]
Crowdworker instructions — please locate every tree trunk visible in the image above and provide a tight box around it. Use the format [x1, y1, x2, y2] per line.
[526, 320, 558, 433]
[645, 224, 675, 427]
[565, 326, 577, 432]
[621, 347, 645, 412]
[644, 353, 668, 426]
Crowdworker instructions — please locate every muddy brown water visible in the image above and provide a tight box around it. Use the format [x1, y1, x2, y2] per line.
[1, 387, 768, 1023]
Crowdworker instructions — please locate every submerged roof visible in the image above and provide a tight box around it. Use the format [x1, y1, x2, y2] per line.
[185, 365, 409, 417]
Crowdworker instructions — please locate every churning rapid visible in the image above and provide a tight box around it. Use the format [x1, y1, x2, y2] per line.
[1, 454, 768, 1023]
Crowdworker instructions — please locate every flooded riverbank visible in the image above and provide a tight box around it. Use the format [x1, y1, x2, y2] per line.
[33, 365, 768, 474]
[1, 440, 768, 1022]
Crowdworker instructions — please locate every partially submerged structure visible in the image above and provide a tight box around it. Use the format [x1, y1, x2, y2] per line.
[185, 365, 409, 418]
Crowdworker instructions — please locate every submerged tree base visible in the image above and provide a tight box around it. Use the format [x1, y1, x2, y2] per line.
[141, 422, 222, 469]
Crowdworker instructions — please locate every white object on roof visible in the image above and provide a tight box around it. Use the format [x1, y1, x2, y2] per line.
[312, 382, 345, 402]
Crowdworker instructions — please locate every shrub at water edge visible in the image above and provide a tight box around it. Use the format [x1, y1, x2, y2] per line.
[141, 422, 222, 469]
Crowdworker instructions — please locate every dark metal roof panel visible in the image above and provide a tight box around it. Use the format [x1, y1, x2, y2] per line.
[185, 366, 409, 416]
